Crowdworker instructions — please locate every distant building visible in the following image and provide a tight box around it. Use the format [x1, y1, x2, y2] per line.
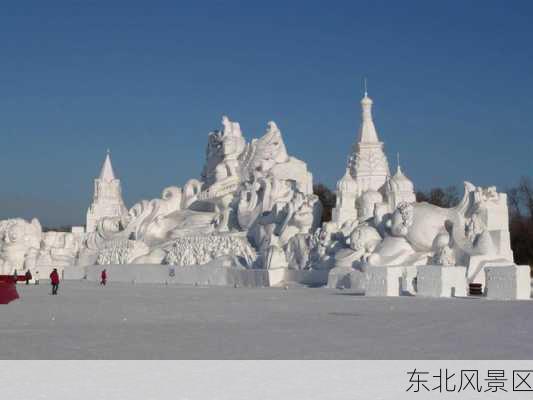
[86, 150, 128, 233]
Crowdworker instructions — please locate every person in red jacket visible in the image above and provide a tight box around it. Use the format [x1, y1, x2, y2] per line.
[50, 268, 60, 295]
[100, 269, 107, 286]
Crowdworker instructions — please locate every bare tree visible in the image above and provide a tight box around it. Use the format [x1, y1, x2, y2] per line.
[313, 183, 336, 223]
[508, 177, 533, 268]
[518, 177, 533, 219]
[416, 185, 460, 208]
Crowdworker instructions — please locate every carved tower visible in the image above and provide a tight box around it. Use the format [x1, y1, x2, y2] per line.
[86, 151, 128, 233]
[348, 91, 390, 193]
[332, 90, 391, 227]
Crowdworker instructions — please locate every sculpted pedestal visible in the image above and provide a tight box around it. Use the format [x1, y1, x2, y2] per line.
[416, 266, 467, 298]
[485, 265, 531, 300]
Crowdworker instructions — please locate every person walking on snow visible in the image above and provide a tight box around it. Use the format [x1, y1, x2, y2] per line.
[100, 269, 107, 286]
[50, 268, 60, 295]
[24, 270, 32, 285]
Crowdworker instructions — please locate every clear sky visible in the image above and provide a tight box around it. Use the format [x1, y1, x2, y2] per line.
[1, 0, 532, 227]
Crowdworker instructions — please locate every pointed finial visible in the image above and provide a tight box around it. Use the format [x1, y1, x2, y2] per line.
[397, 152, 402, 173]
[99, 148, 116, 181]
[363, 77, 368, 97]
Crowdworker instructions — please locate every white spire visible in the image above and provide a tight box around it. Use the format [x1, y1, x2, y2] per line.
[333, 81, 391, 226]
[99, 150, 116, 182]
[397, 152, 402, 174]
[389, 154, 415, 199]
[87, 149, 127, 233]
[358, 83, 380, 143]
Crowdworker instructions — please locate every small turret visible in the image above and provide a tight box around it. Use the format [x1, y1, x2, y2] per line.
[385, 155, 416, 209]
[336, 168, 358, 193]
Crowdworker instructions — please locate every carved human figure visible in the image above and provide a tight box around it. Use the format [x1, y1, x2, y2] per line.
[202, 116, 245, 187]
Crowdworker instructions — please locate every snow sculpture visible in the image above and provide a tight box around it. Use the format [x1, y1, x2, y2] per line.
[332, 91, 390, 227]
[0, 218, 86, 276]
[81, 116, 321, 270]
[96, 240, 150, 265]
[35, 231, 80, 268]
[325, 90, 516, 291]
[0, 218, 42, 274]
[331, 185, 496, 292]
[86, 150, 128, 233]
[235, 121, 321, 268]
[0, 90, 518, 294]
[163, 235, 256, 268]
[307, 223, 343, 270]
[364, 182, 515, 284]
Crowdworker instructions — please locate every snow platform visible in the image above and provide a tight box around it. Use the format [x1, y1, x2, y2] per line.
[485, 264, 531, 300]
[416, 266, 467, 298]
[77, 264, 327, 288]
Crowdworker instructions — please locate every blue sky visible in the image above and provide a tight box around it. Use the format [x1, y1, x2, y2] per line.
[1, 0, 532, 226]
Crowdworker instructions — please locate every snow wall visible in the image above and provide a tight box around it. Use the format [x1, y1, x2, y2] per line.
[64, 264, 328, 288]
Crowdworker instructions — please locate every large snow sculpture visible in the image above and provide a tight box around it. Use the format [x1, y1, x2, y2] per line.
[82, 116, 321, 270]
[325, 90, 516, 289]
[0, 90, 518, 293]
[364, 182, 514, 278]
[235, 121, 321, 269]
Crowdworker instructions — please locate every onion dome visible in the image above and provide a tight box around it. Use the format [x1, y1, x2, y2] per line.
[389, 165, 415, 193]
[337, 168, 358, 192]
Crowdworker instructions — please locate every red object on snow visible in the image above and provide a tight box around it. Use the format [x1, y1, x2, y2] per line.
[50, 270, 60, 285]
[0, 280, 19, 304]
[1, 275, 26, 282]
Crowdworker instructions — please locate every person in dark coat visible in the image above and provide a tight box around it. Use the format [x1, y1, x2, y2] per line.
[24, 270, 32, 285]
[100, 269, 107, 286]
[50, 268, 60, 295]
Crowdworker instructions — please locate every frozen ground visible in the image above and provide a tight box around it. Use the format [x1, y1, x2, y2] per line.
[1, 281, 532, 359]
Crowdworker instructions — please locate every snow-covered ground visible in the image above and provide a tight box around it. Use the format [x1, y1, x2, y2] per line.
[1, 281, 532, 359]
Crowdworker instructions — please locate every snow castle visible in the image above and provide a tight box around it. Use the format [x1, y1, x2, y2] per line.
[0, 89, 526, 299]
